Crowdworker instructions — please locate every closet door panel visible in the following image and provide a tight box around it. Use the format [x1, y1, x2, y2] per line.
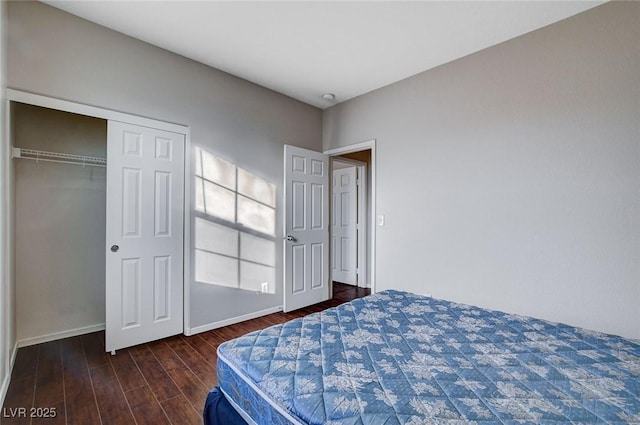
[122, 168, 142, 238]
[154, 171, 172, 237]
[106, 121, 184, 353]
[153, 255, 171, 322]
[121, 258, 141, 329]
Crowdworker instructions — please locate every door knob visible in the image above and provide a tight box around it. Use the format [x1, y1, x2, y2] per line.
[284, 235, 297, 242]
[110, 245, 119, 252]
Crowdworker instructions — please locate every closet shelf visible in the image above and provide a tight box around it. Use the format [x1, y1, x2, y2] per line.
[12, 147, 107, 168]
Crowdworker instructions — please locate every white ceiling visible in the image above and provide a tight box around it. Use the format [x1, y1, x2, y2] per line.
[43, 1, 604, 109]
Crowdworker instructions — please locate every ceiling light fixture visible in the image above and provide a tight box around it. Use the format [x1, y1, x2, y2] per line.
[322, 93, 336, 102]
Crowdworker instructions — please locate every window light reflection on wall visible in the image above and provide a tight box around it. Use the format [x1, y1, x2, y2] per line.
[193, 146, 276, 294]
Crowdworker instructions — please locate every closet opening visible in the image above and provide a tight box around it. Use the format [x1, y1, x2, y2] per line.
[12, 101, 108, 347]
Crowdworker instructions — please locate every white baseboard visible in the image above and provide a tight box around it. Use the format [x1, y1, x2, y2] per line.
[10, 341, 17, 370]
[0, 342, 18, 408]
[17, 323, 105, 348]
[185, 306, 283, 336]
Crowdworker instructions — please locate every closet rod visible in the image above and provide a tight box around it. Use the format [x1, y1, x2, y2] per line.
[11, 147, 107, 168]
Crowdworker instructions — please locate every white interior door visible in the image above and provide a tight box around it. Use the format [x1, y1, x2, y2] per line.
[106, 121, 185, 353]
[332, 166, 358, 285]
[283, 145, 329, 312]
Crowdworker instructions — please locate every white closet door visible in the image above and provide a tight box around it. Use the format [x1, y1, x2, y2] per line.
[105, 121, 184, 353]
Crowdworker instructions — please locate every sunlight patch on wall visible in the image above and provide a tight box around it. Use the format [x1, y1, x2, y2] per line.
[193, 146, 276, 294]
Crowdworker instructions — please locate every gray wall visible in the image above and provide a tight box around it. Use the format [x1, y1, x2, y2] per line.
[7, 2, 322, 331]
[13, 103, 107, 342]
[323, 2, 640, 339]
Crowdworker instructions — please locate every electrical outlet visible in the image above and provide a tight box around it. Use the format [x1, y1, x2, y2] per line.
[261, 282, 269, 293]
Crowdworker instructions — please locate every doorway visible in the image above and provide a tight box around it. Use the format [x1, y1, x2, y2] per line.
[331, 157, 367, 287]
[326, 141, 375, 291]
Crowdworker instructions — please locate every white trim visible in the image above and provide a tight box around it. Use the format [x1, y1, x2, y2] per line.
[186, 305, 283, 336]
[17, 323, 105, 348]
[356, 162, 368, 288]
[324, 139, 376, 293]
[7, 89, 188, 134]
[183, 137, 192, 335]
[0, 0, 10, 409]
[0, 372, 8, 408]
[1, 93, 14, 410]
[0, 342, 18, 408]
[324, 140, 374, 156]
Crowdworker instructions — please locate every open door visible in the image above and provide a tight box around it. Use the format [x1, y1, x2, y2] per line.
[105, 121, 185, 353]
[283, 145, 329, 312]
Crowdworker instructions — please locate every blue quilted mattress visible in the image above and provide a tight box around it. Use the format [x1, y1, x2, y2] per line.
[216, 290, 640, 424]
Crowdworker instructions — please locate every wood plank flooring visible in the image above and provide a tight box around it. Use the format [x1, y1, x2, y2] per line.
[1, 283, 370, 425]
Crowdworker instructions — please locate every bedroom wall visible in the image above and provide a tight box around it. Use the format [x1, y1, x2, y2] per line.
[323, 2, 640, 339]
[13, 103, 107, 344]
[6, 2, 322, 332]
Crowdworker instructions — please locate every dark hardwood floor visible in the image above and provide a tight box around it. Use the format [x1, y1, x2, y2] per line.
[1, 283, 369, 425]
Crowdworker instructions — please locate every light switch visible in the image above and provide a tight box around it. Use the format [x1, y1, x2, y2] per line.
[377, 215, 385, 226]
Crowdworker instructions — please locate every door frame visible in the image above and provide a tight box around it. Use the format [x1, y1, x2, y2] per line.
[5, 89, 193, 338]
[324, 139, 376, 293]
[331, 157, 367, 287]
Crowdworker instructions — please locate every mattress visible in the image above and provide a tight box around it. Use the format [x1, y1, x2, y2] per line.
[216, 290, 640, 424]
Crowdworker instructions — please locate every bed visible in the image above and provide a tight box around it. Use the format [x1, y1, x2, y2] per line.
[204, 290, 640, 424]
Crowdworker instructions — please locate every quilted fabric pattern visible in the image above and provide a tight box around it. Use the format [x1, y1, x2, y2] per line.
[217, 290, 640, 424]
